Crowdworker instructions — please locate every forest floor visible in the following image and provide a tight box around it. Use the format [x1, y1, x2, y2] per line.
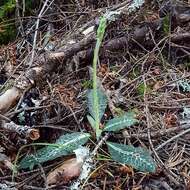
[0, 0, 190, 189]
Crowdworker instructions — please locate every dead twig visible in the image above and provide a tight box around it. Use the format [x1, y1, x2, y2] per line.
[29, 0, 54, 67]
[123, 124, 190, 139]
[143, 75, 180, 186]
[1, 122, 40, 140]
[155, 127, 190, 151]
[0, 33, 95, 114]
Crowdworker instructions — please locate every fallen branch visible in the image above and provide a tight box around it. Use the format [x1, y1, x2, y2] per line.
[2, 121, 40, 140]
[0, 114, 38, 139]
[0, 87, 22, 114]
[170, 32, 190, 42]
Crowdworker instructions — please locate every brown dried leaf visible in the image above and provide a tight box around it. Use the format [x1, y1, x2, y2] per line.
[47, 158, 82, 185]
[132, 186, 142, 190]
[118, 165, 134, 176]
[153, 81, 164, 90]
[54, 83, 78, 109]
[164, 113, 178, 128]
[0, 152, 14, 171]
[28, 129, 40, 140]
[0, 27, 5, 33]
[145, 12, 159, 22]
[152, 67, 161, 75]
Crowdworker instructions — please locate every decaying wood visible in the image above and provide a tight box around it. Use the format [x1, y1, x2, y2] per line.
[0, 111, 39, 140]
[0, 87, 21, 113]
[2, 121, 40, 140]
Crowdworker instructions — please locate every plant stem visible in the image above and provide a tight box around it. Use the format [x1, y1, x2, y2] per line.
[93, 40, 101, 138]
[92, 16, 107, 138]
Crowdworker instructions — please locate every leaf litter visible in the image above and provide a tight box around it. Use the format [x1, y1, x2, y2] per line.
[0, 0, 190, 189]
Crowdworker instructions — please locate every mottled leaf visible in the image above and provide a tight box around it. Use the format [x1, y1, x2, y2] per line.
[103, 112, 138, 132]
[87, 115, 95, 129]
[178, 80, 190, 92]
[87, 88, 107, 121]
[107, 142, 156, 172]
[19, 133, 90, 169]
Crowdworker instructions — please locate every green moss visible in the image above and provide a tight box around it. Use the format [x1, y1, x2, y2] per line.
[129, 67, 141, 80]
[137, 82, 151, 96]
[0, 0, 16, 44]
[0, 24, 16, 44]
[114, 107, 125, 116]
[82, 80, 93, 89]
[0, 0, 16, 18]
[25, 0, 33, 10]
[0, 0, 37, 44]
[163, 14, 170, 35]
[24, 0, 40, 15]
[182, 62, 190, 69]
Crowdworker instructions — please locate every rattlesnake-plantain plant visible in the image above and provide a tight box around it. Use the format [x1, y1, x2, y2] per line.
[17, 15, 156, 174]
[87, 16, 156, 172]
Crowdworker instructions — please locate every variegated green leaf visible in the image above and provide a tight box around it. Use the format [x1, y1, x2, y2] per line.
[103, 112, 138, 132]
[178, 80, 190, 92]
[87, 115, 95, 130]
[19, 132, 90, 169]
[87, 88, 107, 121]
[107, 142, 156, 172]
[87, 115, 102, 137]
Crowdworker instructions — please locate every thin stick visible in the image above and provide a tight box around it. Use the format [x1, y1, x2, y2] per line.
[29, 0, 54, 67]
[123, 124, 190, 139]
[92, 16, 107, 138]
[2, 122, 40, 141]
[91, 133, 110, 156]
[156, 127, 190, 151]
[143, 75, 180, 186]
